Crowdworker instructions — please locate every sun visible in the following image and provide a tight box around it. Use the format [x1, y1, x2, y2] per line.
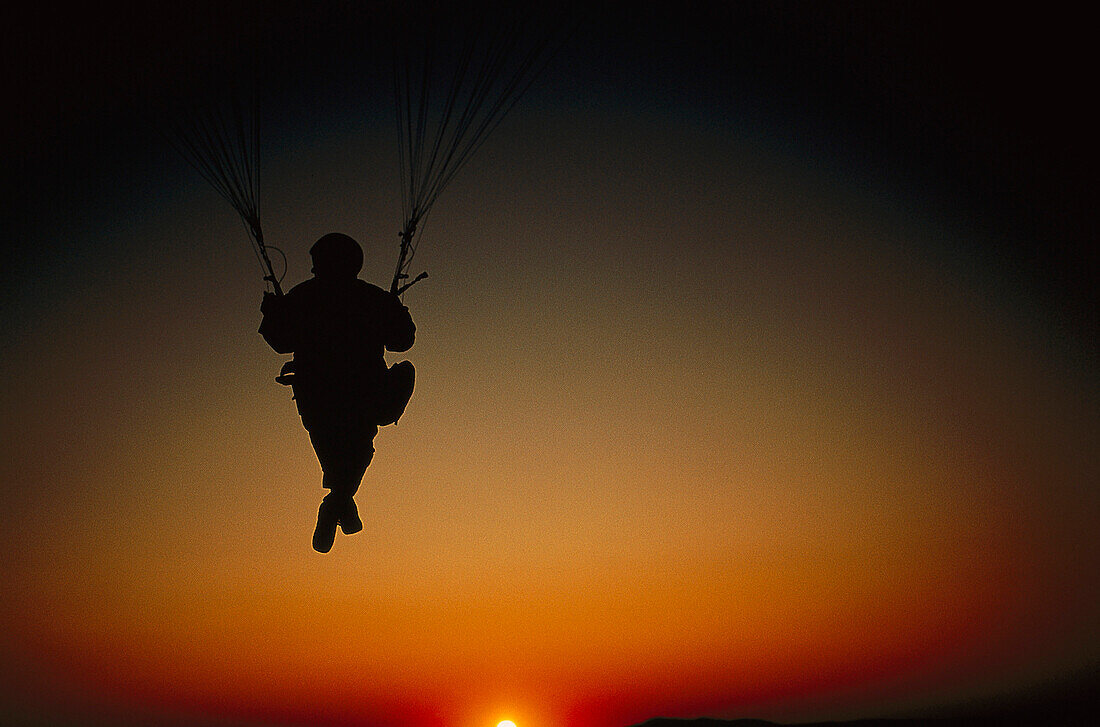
[497, 722, 517, 727]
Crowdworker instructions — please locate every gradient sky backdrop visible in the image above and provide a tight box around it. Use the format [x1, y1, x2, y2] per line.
[2, 3, 1097, 727]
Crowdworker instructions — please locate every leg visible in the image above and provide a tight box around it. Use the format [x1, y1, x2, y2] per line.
[333, 425, 375, 535]
[308, 421, 377, 550]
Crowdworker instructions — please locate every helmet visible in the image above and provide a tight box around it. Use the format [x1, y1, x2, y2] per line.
[310, 233, 363, 278]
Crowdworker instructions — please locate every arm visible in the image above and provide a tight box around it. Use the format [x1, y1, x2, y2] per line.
[258, 291, 298, 354]
[385, 295, 416, 353]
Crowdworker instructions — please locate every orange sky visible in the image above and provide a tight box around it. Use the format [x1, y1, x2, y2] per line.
[3, 109, 1098, 727]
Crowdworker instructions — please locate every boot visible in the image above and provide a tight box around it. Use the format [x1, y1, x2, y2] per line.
[312, 500, 339, 553]
[340, 498, 363, 535]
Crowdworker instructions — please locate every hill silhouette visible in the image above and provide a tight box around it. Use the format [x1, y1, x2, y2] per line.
[631, 718, 1086, 727]
[630, 664, 1100, 727]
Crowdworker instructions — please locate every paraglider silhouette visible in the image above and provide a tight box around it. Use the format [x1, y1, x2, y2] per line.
[158, 5, 569, 550]
[260, 233, 416, 552]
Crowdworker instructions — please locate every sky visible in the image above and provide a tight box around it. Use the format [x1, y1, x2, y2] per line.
[2, 2, 1098, 727]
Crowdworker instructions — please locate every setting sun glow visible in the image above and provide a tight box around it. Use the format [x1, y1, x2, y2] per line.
[497, 721, 516, 727]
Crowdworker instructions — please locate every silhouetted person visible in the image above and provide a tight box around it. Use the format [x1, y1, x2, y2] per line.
[259, 233, 415, 553]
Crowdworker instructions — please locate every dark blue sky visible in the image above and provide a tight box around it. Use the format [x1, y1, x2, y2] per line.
[4, 2, 1096, 345]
